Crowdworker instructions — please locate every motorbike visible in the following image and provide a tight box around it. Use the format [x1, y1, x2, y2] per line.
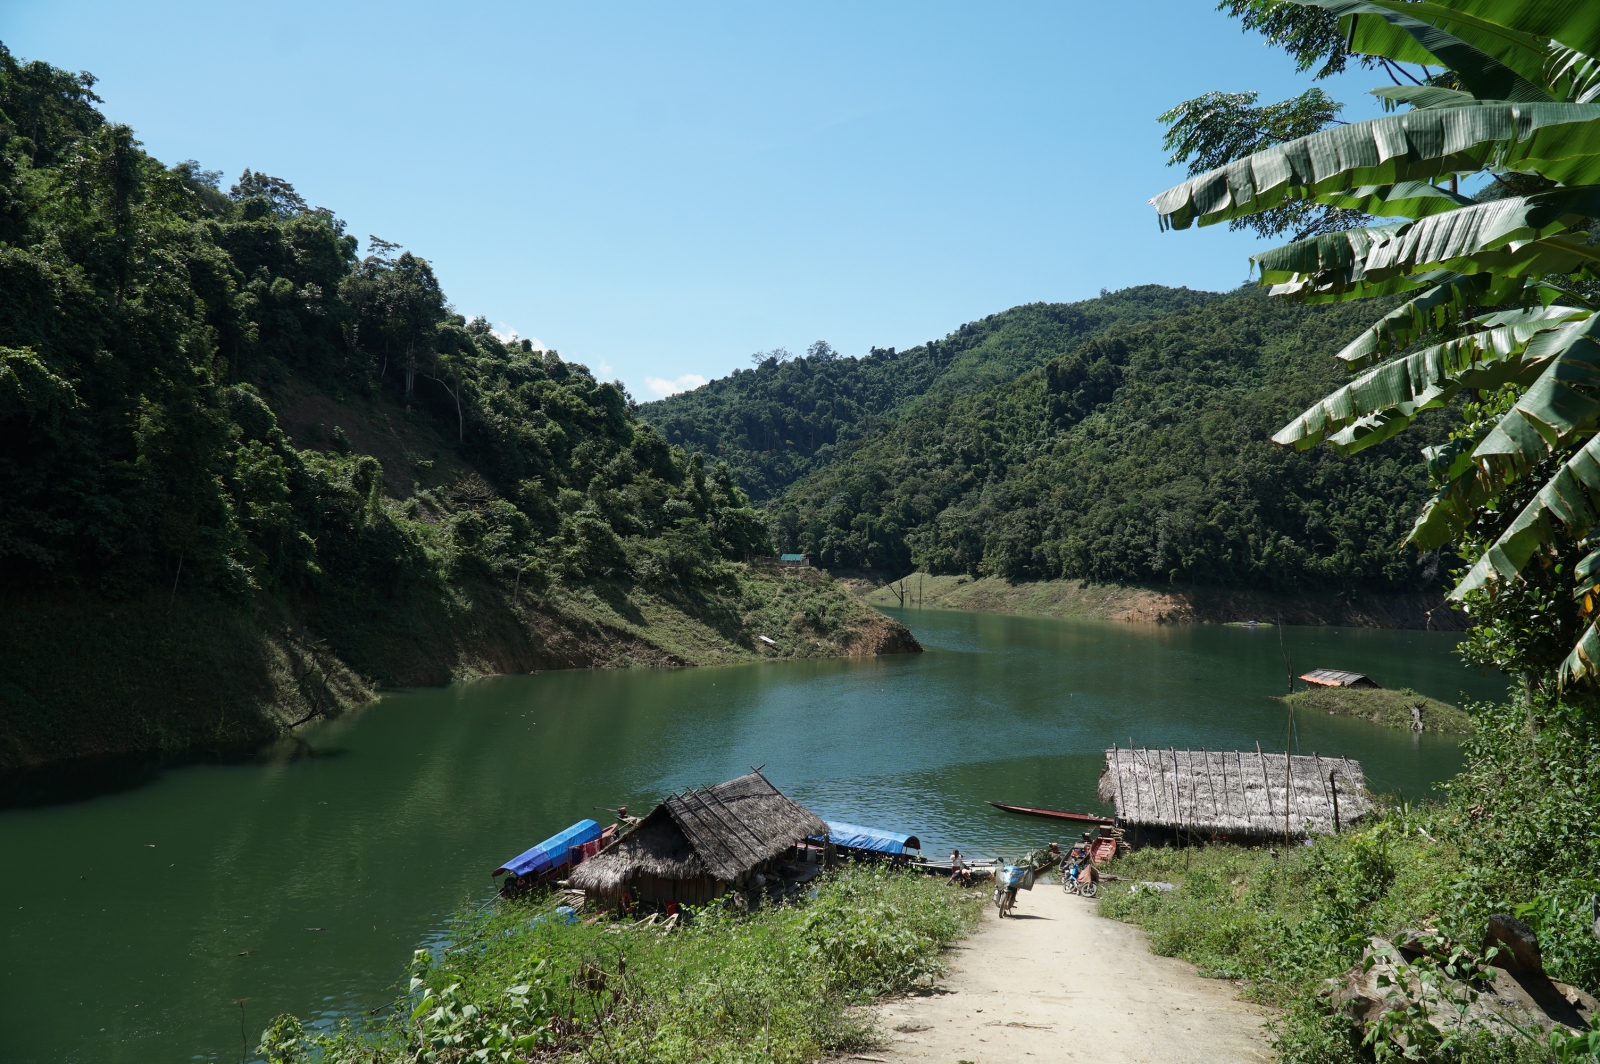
[992, 864, 1034, 917]
[1062, 858, 1098, 898]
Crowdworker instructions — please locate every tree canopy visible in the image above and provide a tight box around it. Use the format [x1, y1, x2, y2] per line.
[640, 286, 1215, 502]
[1156, 0, 1600, 689]
[0, 42, 768, 625]
[763, 289, 1454, 590]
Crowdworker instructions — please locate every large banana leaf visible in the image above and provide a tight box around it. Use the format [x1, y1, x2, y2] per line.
[1470, 313, 1600, 479]
[1453, 430, 1600, 597]
[1546, 44, 1600, 106]
[1560, 622, 1600, 684]
[1152, 102, 1600, 231]
[1300, 0, 1551, 102]
[1409, 448, 1499, 549]
[1254, 188, 1600, 299]
[1332, 274, 1500, 371]
[1315, 180, 1474, 219]
[1371, 86, 1478, 111]
[1406, 316, 1600, 550]
[1274, 310, 1587, 451]
[1438, 0, 1600, 66]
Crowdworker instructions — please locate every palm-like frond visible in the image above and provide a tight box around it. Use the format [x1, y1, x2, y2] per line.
[1436, 0, 1600, 66]
[1331, 275, 1501, 371]
[1452, 430, 1600, 599]
[1152, 103, 1600, 231]
[1314, 180, 1473, 219]
[1254, 188, 1600, 300]
[1305, 0, 1550, 102]
[1274, 309, 1590, 453]
[1546, 43, 1600, 105]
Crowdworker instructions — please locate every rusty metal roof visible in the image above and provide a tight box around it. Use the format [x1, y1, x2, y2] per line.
[1300, 668, 1379, 688]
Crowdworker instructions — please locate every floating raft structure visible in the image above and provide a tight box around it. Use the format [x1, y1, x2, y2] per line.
[1097, 746, 1370, 840]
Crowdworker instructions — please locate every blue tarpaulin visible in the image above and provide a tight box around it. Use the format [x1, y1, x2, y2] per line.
[822, 821, 920, 855]
[493, 819, 603, 878]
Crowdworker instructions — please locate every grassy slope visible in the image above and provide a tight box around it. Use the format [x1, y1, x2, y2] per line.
[1281, 685, 1473, 734]
[0, 564, 913, 773]
[859, 572, 1469, 630]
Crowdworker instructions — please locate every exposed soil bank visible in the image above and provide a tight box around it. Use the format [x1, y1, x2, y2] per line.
[860, 572, 1467, 630]
[0, 566, 917, 773]
[876, 880, 1271, 1063]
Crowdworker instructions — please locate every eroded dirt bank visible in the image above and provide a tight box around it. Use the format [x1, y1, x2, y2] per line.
[876, 880, 1270, 1063]
[861, 572, 1467, 630]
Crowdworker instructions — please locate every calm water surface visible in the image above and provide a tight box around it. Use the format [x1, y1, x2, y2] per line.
[0, 610, 1506, 1062]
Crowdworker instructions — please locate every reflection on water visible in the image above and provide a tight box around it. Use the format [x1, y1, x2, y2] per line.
[0, 610, 1504, 1063]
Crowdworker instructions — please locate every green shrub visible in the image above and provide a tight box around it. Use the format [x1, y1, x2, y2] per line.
[276, 865, 981, 1064]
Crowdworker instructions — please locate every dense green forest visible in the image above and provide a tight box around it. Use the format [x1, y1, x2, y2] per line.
[0, 45, 911, 771]
[762, 290, 1455, 593]
[640, 286, 1216, 501]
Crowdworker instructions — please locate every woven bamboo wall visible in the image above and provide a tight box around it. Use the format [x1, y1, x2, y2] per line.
[1098, 747, 1370, 838]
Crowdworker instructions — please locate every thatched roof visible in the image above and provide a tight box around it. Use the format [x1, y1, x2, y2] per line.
[571, 771, 826, 891]
[1097, 747, 1370, 838]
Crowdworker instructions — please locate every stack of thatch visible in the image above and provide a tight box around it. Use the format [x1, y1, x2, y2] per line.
[1097, 746, 1369, 838]
[572, 770, 826, 902]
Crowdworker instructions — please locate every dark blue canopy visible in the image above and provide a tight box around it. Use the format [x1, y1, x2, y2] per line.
[823, 821, 920, 855]
[493, 819, 602, 878]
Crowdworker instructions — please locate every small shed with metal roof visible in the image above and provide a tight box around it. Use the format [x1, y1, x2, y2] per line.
[1300, 669, 1380, 689]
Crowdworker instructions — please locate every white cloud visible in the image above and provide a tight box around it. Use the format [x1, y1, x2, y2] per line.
[490, 323, 547, 351]
[596, 360, 615, 378]
[643, 374, 707, 398]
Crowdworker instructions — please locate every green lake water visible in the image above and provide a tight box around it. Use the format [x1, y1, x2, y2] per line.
[0, 609, 1506, 1063]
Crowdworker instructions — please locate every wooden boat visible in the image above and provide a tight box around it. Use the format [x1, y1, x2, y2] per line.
[986, 800, 1116, 826]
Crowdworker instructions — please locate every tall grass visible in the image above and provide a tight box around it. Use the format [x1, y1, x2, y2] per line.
[262, 865, 982, 1064]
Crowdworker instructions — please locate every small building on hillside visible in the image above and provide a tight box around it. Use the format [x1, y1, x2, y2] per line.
[1300, 669, 1380, 689]
[779, 553, 811, 567]
[1098, 746, 1370, 840]
[570, 770, 827, 909]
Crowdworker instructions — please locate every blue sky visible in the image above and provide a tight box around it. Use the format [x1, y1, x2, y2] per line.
[7, 2, 1388, 399]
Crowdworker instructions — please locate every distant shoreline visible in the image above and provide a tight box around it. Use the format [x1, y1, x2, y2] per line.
[854, 571, 1467, 631]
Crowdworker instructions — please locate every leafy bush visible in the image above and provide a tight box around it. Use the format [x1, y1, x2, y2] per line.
[263, 865, 981, 1064]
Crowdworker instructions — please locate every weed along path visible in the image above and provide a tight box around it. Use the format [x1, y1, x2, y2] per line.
[874, 881, 1271, 1063]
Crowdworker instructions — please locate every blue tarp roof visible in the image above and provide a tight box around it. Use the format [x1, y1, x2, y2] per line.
[780, 554, 806, 561]
[493, 819, 603, 877]
[822, 821, 921, 855]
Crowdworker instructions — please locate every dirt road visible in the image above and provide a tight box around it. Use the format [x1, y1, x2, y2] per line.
[874, 881, 1272, 1063]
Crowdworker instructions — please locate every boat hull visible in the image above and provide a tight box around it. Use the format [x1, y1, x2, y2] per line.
[986, 800, 1115, 826]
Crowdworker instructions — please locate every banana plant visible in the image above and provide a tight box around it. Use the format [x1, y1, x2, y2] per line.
[1156, 0, 1600, 683]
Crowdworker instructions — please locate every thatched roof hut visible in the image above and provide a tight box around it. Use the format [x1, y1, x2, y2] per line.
[1097, 746, 1370, 839]
[571, 770, 826, 907]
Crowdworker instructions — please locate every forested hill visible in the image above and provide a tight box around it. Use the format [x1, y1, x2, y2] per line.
[764, 289, 1456, 595]
[0, 46, 912, 772]
[639, 286, 1217, 501]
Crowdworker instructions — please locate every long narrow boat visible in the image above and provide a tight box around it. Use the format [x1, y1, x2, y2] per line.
[986, 800, 1115, 826]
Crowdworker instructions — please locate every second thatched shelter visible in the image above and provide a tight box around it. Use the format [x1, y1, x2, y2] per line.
[1097, 746, 1371, 840]
[570, 770, 827, 908]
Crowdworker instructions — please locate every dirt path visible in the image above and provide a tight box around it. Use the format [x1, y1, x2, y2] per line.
[873, 882, 1272, 1063]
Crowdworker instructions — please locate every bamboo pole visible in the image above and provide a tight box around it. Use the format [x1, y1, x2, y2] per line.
[1284, 747, 1294, 844]
[1257, 742, 1273, 833]
[1111, 745, 1127, 821]
[1312, 752, 1332, 835]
